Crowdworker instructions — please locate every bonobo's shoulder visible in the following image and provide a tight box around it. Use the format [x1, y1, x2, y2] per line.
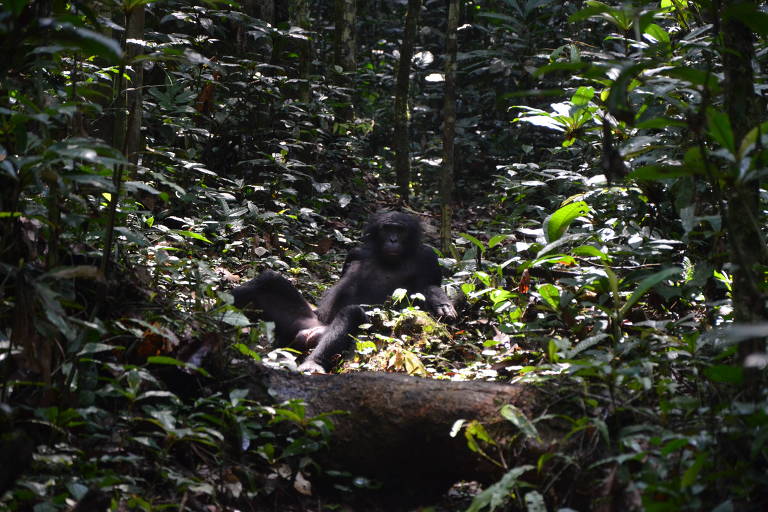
[417, 244, 439, 261]
[345, 246, 371, 262]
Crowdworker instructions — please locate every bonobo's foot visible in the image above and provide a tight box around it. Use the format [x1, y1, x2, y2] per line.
[292, 326, 326, 350]
[297, 359, 327, 374]
[435, 302, 458, 320]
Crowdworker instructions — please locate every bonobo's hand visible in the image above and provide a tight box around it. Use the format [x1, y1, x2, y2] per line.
[297, 359, 327, 374]
[434, 302, 458, 320]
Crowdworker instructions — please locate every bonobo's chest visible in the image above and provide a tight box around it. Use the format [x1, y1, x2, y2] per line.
[342, 257, 421, 302]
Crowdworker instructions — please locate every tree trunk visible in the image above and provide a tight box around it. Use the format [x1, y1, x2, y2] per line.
[245, 364, 566, 505]
[101, 4, 144, 278]
[124, 6, 145, 165]
[333, 0, 357, 123]
[393, 0, 421, 203]
[440, 0, 459, 254]
[289, 0, 312, 103]
[720, 0, 767, 367]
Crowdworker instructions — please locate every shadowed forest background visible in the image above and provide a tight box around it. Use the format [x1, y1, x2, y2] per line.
[1, 0, 768, 510]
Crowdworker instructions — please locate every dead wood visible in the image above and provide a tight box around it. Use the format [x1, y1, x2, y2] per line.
[246, 364, 563, 503]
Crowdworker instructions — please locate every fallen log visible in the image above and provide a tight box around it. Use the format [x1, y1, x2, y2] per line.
[246, 364, 565, 504]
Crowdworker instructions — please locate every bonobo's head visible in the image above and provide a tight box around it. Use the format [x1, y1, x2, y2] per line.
[363, 211, 422, 263]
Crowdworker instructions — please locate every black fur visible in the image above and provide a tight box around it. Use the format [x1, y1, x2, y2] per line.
[232, 211, 456, 372]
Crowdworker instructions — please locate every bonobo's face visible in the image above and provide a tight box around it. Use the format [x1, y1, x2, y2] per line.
[378, 222, 406, 259]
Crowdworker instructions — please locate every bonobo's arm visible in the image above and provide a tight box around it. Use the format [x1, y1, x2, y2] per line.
[314, 247, 370, 324]
[297, 304, 367, 373]
[420, 247, 458, 320]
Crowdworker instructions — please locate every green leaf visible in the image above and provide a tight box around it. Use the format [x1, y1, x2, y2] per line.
[466, 465, 534, 512]
[459, 232, 486, 253]
[500, 404, 540, 440]
[644, 23, 670, 44]
[703, 364, 743, 385]
[572, 245, 610, 260]
[43, 21, 122, 62]
[606, 63, 646, 123]
[78, 343, 116, 355]
[663, 67, 720, 93]
[681, 452, 707, 489]
[147, 356, 187, 367]
[571, 86, 594, 106]
[234, 343, 262, 361]
[619, 267, 682, 318]
[543, 201, 590, 243]
[635, 116, 688, 130]
[536, 284, 560, 310]
[175, 230, 213, 244]
[488, 234, 508, 249]
[661, 438, 690, 456]
[392, 288, 408, 303]
[220, 309, 251, 327]
[707, 107, 736, 154]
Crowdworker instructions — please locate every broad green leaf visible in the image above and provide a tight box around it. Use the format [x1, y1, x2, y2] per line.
[619, 267, 682, 318]
[78, 343, 115, 355]
[738, 120, 768, 159]
[544, 201, 590, 243]
[147, 356, 186, 367]
[703, 364, 743, 385]
[644, 23, 670, 44]
[572, 245, 610, 260]
[500, 404, 540, 440]
[233, 343, 262, 361]
[707, 107, 736, 154]
[220, 309, 251, 327]
[488, 234, 508, 248]
[571, 86, 594, 107]
[392, 288, 408, 303]
[43, 22, 122, 62]
[606, 63, 646, 123]
[661, 438, 690, 456]
[459, 232, 486, 253]
[466, 465, 534, 512]
[175, 230, 213, 244]
[663, 67, 720, 92]
[681, 452, 707, 489]
[536, 284, 560, 309]
[635, 116, 688, 130]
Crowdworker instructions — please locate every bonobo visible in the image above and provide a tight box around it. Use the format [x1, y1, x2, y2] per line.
[231, 211, 457, 373]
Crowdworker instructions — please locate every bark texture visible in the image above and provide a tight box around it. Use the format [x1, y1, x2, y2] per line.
[393, 0, 421, 203]
[440, 0, 459, 253]
[721, 0, 767, 365]
[247, 364, 556, 502]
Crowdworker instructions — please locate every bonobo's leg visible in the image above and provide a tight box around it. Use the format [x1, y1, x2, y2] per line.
[232, 269, 320, 347]
[297, 304, 367, 373]
[424, 285, 457, 320]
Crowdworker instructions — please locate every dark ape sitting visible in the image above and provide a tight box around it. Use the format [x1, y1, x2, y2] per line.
[232, 211, 457, 373]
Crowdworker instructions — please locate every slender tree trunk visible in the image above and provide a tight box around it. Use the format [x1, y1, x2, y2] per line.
[102, 4, 145, 277]
[289, 0, 311, 103]
[393, 0, 421, 203]
[440, 0, 459, 253]
[333, 0, 356, 123]
[124, 6, 145, 165]
[720, 0, 767, 367]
